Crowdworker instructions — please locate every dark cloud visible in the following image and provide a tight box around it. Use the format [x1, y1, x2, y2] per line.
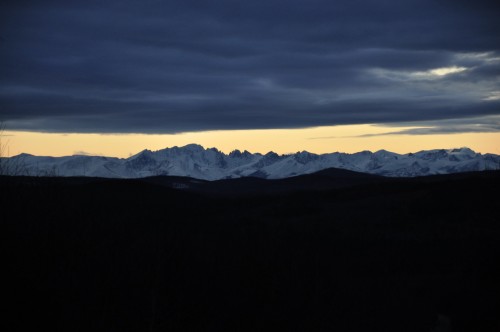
[1, 0, 499, 133]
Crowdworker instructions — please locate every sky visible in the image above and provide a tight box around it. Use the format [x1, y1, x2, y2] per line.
[1, 0, 499, 157]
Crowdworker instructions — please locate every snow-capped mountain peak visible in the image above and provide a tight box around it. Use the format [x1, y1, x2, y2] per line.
[2, 144, 499, 180]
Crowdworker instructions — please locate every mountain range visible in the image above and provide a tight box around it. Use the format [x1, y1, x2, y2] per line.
[3, 144, 499, 179]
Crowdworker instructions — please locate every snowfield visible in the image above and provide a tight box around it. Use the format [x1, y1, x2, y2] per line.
[3, 144, 499, 180]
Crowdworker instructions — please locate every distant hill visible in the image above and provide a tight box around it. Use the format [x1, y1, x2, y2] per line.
[146, 167, 386, 196]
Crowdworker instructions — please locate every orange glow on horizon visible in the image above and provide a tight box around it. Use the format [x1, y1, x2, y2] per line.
[2, 124, 499, 158]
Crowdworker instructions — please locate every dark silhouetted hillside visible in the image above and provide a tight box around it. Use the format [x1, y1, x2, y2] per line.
[1, 170, 499, 331]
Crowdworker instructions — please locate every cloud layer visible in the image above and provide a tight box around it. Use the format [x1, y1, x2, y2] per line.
[1, 0, 499, 133]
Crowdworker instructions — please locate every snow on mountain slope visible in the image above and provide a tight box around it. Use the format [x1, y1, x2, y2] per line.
[2, 145, 499, 179]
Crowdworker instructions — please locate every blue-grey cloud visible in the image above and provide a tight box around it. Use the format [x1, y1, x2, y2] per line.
[1, 0, 499, 133]
[317, 116, 500, 138]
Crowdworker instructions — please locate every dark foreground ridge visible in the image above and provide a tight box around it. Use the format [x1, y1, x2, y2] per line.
[2, 170, 500, 331]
